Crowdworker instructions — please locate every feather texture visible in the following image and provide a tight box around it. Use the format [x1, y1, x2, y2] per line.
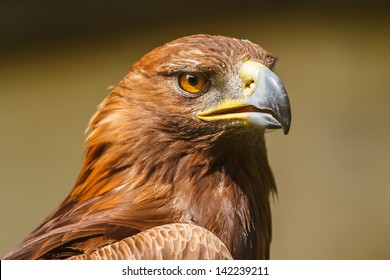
[70, 223, 232, 260]
[4, 35, 281, 260]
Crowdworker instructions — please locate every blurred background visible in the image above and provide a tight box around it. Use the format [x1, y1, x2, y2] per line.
[1, 0, 389, 259]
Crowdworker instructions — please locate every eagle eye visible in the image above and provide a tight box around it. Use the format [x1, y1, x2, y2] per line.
[178, 72, 209, 94]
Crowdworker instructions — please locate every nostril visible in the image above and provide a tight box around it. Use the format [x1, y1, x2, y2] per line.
[245, 79, 254, 89]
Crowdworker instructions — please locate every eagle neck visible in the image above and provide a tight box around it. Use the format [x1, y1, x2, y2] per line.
[172, 131, 277, 259]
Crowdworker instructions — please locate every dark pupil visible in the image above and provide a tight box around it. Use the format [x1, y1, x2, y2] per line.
[187, 74, 199, 86]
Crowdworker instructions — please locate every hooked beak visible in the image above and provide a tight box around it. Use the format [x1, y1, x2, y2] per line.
[196, 61, 291, 134]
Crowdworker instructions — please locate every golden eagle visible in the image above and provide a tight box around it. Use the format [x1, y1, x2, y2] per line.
[4, 34, 291, 260]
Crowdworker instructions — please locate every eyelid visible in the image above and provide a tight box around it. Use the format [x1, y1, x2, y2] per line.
[159, 67, 214, 77]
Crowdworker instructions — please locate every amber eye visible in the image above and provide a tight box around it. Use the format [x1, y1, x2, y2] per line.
[178, 72, 208, 94]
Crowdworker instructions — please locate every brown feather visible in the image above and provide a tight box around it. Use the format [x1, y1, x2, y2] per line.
[4, 35, 278, 260]
[69, 223, 232, 260]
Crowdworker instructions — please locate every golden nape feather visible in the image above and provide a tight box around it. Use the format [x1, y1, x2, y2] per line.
[4, 34, 291, 260]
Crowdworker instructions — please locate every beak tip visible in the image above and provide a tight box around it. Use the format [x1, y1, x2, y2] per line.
[283, 124, 290, 135]
[282, 111, 291, 135]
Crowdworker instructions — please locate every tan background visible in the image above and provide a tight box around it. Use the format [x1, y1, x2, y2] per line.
[1, 1, 389, 259]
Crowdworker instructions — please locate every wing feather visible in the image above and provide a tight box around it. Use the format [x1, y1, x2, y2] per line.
[69, 223, 232, 260]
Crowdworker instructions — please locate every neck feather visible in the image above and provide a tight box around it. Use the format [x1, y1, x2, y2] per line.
[69, 91, 276, 259]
